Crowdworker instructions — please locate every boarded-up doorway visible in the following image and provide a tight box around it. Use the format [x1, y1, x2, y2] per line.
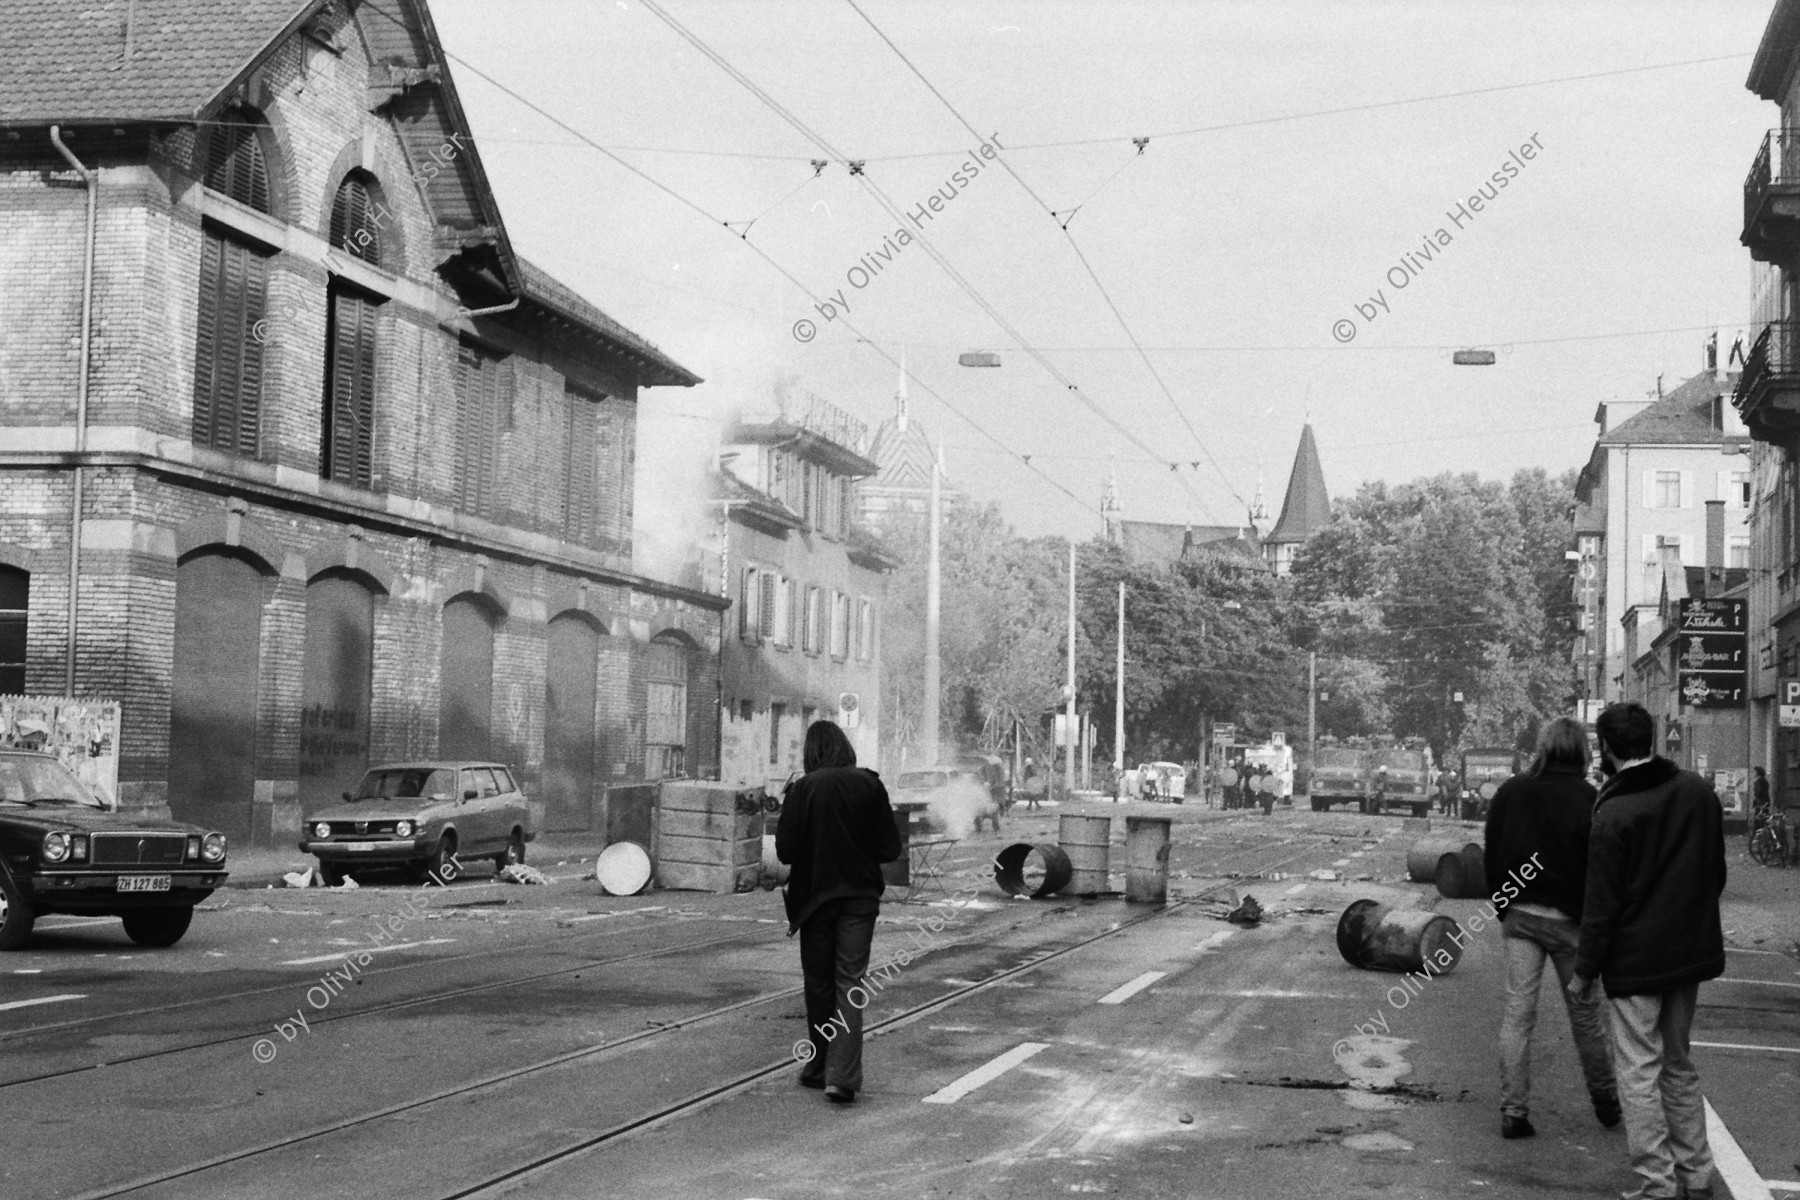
[439, 596, 495, 760]
[170, 551, 264, 840]
[645, 636, 689, 781]
[543, 614, 598, 831]
[300, 573, 374, 813]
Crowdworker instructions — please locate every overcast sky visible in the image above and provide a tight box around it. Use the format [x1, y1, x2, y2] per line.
[429, 0, 1776, 544]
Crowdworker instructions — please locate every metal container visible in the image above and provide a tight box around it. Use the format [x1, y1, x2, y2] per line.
[1405, 837, 1485, 898]
[1336, 899, 1466, 974]
[760, 833, 789, 891]
[595, 841, 652, 896]
[1058, 814, 1112, 896]
[1124, 815, 1172, 904]
[884, 802, 924, 888]
[993, 842, 1073, 898]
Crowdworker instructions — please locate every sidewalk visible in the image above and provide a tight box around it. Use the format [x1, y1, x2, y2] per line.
[221, 834, 615, 889]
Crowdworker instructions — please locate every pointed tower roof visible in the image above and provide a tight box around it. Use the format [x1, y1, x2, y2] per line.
[1265, 424, 1330, 545]
[868, 349, 939, 489]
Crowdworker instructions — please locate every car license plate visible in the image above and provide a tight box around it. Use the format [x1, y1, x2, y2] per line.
[117, 875, 171, 892]
[342, 842, 378, 851]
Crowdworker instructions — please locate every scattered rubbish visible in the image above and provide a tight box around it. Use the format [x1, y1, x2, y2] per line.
[282, 870, 315, 889]
[498, 863, 549, 885]
[1308, 869, 1339, 881]
[334, 875, 360, 890]
[1178, 1112, 1194, 1124]
[1227, 895, 1264, 925]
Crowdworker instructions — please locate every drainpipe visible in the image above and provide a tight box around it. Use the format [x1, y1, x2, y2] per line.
[50, 126, 96, 698]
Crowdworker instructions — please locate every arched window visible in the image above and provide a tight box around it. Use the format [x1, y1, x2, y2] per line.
[330, 172, 382, 264]
[204, 113, 271, 213]
[193, 114, 273, 459]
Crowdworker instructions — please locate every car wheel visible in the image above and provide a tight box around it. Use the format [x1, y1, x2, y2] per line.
[0, 870, 36, 951]
[122, 908, 192, 948]
[495, 830, 525, 872]
[317, 861, 348, 888]
[417, 835, 458, 885]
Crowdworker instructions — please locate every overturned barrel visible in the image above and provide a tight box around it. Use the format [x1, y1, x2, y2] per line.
[760, 833, 789, 891]
[1058, 814, 1112, 896]
[993, 842, 1073, 898]
[1434, 844, 1486, 899]
[1407, 837, 1482, 885]
[1336, 899, 1466, 974]
[1125, 815, 1173, 904]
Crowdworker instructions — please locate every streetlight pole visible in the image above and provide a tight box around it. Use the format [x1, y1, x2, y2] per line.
[1064, 541, 1078, 801]
[922, 439, 942, 768]
[1307, 650, 1317, 801]
[1114, 581, 1125, 784]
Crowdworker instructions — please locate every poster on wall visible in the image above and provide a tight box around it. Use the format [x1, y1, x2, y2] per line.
[0, 696, 122, 808]
[1711, 767, 1747, 816]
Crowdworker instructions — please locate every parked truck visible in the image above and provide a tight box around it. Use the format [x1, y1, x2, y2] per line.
[1310, 740, 1371, 812]
[1459, 748, 1517, 821]
[1367, 740, 1435, 818]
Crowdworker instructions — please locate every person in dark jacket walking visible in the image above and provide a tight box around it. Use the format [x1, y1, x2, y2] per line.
[775, 720, 902, 1104]
[1484, 718, 1618, 1140]
[1571, 703, 1726, 1200]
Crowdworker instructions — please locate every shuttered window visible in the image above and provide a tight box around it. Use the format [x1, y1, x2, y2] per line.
[192, 228, 268, 457]
[329, 174, 382, 264]
[455, 345, 507, 518]
[204, 115, 270, 212]
[740, 567, 760, 643]
[563, 387, 601, 545]
[322, 285, 378, 488]
[759, 572, 778, 639]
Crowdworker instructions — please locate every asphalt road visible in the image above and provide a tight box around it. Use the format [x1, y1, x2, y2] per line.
[2, 802, 1793, 1200]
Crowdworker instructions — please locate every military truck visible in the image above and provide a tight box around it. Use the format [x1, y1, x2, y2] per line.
[1367, 740, 1435, 818]
[1460, 748, 1517, 820]
[1309, 740, 1371, 812]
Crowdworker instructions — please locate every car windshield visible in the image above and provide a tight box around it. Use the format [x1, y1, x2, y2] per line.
[353, 768, 457, 802]
[897, 771, 950, 789]
[0, 755, 105, 808]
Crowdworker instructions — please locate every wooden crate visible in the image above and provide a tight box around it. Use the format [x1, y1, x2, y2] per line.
[654, 782, 762, 893]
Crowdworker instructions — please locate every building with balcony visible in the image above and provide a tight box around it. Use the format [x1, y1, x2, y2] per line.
[0, 0, 724, 845]
[1573, 366, 1751, 704]
[715, 389, 893, 789]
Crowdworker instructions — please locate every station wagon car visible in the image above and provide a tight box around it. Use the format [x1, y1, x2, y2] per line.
[299, 761, 536, 885]
[0, 749, 228, 949]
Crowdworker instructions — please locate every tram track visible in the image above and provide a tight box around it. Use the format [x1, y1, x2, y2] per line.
[65, 837, 1330, 1200]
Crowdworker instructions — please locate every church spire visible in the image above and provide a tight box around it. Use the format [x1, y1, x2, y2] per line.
[894, 344, 909, 431]
[1101, 457, 1123, 544]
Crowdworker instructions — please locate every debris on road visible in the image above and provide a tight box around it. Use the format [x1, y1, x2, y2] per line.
[499, 863, 550, 885]
[282, 869, 316, 888]
[1227, 894, 1264, 925]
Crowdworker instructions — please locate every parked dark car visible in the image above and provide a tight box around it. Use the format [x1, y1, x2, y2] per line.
[0, 749, 228, 949]
[299, 761, 536, 885]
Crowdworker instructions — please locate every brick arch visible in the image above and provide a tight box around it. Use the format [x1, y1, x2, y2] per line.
[173, 510, 284, 577]
[319, 141, 410, 276]
[441, 560, 509, 618]
[200, 105, 293, 221]
[305, 535, 395, 595]
[0, 542, 41, 574]
[543, 575, 618, 636]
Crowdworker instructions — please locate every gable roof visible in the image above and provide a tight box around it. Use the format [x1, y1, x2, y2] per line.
[1115, 520, 1264, 569]
[517, 258, 699, 388]
[1596, 371, 1736, 446]
[0, 0, 321, 126]
[1266, 423, 1330, 545]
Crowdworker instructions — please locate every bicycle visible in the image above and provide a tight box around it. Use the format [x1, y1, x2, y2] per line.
[1749, 804, 1793, 868]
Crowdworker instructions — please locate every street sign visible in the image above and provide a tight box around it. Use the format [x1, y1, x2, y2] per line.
[1678, 634, 1746, 673]
[1677, 598, 1746, 709]
[1781, 678, 1800, 728]
[1211, 723, 1236, 745]
[1676, 597, 1747, 634]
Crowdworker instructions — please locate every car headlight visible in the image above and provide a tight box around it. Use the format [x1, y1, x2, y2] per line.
[395, 820, 414, 838]
[313, 822, 332, 839]
[42, 831, 71, 863]
[201, 833, 227, 863]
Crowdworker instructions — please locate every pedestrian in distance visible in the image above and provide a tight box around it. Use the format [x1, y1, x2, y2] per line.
[775, 720, 903, 1105]
[1483, 717, 1618, 1141]
[1570, 702, 1726, 1200]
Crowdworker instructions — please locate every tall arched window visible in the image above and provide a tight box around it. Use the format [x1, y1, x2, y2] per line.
[322, 173, 385, 489]
[193, 112, 272, 459]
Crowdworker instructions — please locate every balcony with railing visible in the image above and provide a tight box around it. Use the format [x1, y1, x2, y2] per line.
[1733, 321, 1800, 444]
[1743, 129, 1800, 262]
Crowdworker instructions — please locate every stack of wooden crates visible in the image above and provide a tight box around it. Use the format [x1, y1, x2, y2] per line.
[653, 781, 764, 893]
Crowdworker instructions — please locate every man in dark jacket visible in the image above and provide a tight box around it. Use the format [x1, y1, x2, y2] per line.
[1484, 717, 1617, 1139]
[1571, 703, 1726, 1200]
[776, 720, 902, 1104]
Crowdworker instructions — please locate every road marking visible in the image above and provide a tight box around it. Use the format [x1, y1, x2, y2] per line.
[560, 906, 666, 924]
[36, 916, 116, 929]
[922, 1042, 1050, 1104]
[1331, 858, 1351, 866]
[1284, 883, 1306, 895]
[1727, 947, 1786, 956]
[0, 994, 86, 1012]
[1704, 1098, 1773, 1200]
[1717, 977, 1800, 989]
[279, 938, 455, 966]
[1694, 1041, 1800, 1055]
[1097, 971, 1167, 1005]
[1196, 930, 1236, 954]
[1766, 1182, 1800, 1194]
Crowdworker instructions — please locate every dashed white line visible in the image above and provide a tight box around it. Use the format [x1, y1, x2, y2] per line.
[1284, 882, 1307, 894]
[1694, 1041, 1800, 1055]
[1195, 930, 1236, 954]
[1331, 858, 1351, 867]
[1097, 971, 1167, 1005]
[1716, 977, 1800, 989]
[1704, 1098, 1774, 1200]
[0, 994, 86, 1012]
[921, 1042, 1050, 1104]
[279, 938, 455, 966]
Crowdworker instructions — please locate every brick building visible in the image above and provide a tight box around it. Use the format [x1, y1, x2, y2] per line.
[715, 390, 892, 789]
[0, 0, 724, 844]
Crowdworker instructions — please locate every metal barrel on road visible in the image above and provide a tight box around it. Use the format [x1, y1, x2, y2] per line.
[884, 802, 924, 888]
[993, 842, 1073, 898]
[1124, 816, 1172, 904]
[760, 833, 789, 891]
[1405, 837, 1485, 898]
[1057, 814, 1112, 896]
[1335, 899, 1466, 974]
